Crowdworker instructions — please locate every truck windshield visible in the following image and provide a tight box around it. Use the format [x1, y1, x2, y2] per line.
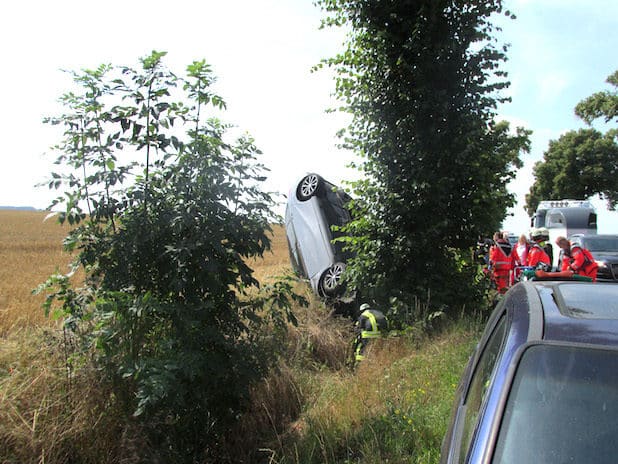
[533, 208, 596, 230]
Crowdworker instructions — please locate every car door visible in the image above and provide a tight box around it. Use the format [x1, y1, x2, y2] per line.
[441, 304, 509, 464]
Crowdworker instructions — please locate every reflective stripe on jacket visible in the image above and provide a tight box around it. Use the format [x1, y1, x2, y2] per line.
[490, 242, 512, 272]
[360, 310, 383, 339]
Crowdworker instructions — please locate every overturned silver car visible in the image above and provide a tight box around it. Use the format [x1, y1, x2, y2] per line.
[284, 173, 353, 298]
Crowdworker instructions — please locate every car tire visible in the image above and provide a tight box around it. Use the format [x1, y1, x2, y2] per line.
[320, 262, 346, 297]
[296, 174, 323, 201]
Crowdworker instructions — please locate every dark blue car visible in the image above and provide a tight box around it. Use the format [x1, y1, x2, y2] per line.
[441, 280, 618, 463]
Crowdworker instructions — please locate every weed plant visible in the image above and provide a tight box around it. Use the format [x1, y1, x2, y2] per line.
[222, 296, 486, 463]
[0, 328, 126, 463]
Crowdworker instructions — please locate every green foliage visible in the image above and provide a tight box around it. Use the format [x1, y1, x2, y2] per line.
[525, 129, 618, 213]
[526, 69, 618, 213]
[37, 52, 301, 462]
[317, 0, 530, 317]
[575, 70, 618, 125]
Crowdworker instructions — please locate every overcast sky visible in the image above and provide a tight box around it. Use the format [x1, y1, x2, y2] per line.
[1, 0, 617, 234]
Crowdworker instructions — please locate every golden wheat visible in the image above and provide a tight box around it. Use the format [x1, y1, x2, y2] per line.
[0, 211, 75, 332]
[0, 211, 294, 333]
[0, 210, 309, 462]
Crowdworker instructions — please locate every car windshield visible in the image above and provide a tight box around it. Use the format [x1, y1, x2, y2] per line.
[583, 237, 618, 252]
[492, 344, 618, 463]
[321, 185, 354, 259]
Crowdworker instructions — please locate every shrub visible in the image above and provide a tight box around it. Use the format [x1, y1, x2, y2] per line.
[36, 52, 302, 462]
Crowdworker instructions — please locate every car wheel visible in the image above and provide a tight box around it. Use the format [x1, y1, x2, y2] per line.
[320, 262, 346, 296]
[296, 174, 323, 201]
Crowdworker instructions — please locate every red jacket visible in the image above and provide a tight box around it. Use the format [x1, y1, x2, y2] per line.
[527, 243, 551, 269]
[568, 246, 598, 281]
[512, 243, 529, 266]
[560, 252, 571, 272]
[489, 241, 513, 274]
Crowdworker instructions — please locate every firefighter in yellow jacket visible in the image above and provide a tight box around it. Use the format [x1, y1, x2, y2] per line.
[354, 303, 388, 363]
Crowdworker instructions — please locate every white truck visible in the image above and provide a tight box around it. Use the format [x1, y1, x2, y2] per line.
[531, 199, 598, 269]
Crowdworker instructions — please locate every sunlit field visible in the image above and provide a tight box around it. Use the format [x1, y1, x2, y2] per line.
[0, 211, 75, 332]
[0, 209, 478, 463]
[0, 211, 291, 333]
[249, 223, 292, 283]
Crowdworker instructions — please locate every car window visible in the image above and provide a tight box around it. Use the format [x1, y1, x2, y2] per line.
[322, 187, 351, 228]
[458, 314, 507, 463]
[321, 186, 353, 259]
[588, 212, 597, 228]
[492, 344, 618, 463]
[532, 210, 546, 228]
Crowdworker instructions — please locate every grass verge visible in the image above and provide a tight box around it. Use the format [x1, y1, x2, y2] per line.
[226, 311, 482, 464]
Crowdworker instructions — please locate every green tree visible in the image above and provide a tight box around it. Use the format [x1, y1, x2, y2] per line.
[317, 0, 530, 317]
[575, 69, 618, 125]
[525, 129, 618, 213]
[526, 70, 618, 214]
[38, 52, 301, 462]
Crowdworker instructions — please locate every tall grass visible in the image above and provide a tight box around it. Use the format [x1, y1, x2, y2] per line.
[0, 327, 127, 463]
[241, 322, 478, 464]
[0, 210, 482, 463]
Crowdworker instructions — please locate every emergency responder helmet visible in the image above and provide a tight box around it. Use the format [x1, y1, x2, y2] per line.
[530, 227, 547, 241]
[536, 228, 550, 243]
[359, 303, 371, 311]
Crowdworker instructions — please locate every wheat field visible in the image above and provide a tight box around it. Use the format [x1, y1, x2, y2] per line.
[0, 210, 292, 333]
[0, 211, 77, 332]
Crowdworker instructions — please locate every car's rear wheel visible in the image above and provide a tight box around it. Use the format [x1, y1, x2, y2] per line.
[296, 174, 323, 201]
[320, 262, 346, 297]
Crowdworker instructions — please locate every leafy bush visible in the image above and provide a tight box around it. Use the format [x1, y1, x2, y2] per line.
[37, 51, 302, 462]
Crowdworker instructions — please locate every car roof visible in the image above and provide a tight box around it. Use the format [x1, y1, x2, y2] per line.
[570, 233, 618, 239]
[516, 281, 618, 346]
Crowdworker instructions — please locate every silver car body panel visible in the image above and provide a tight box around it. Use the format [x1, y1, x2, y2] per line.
[285, 182, 336, 294]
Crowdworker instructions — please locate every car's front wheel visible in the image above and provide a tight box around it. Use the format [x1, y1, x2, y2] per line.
[296, 174, 323, 201]
[320, 262, 346, 297]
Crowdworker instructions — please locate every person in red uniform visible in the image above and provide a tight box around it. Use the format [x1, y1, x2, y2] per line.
[527, 229, 552, 271]
[510, 234, 530, 284]
[555, 236, 598, 281]
[489, 232, 513, 293]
